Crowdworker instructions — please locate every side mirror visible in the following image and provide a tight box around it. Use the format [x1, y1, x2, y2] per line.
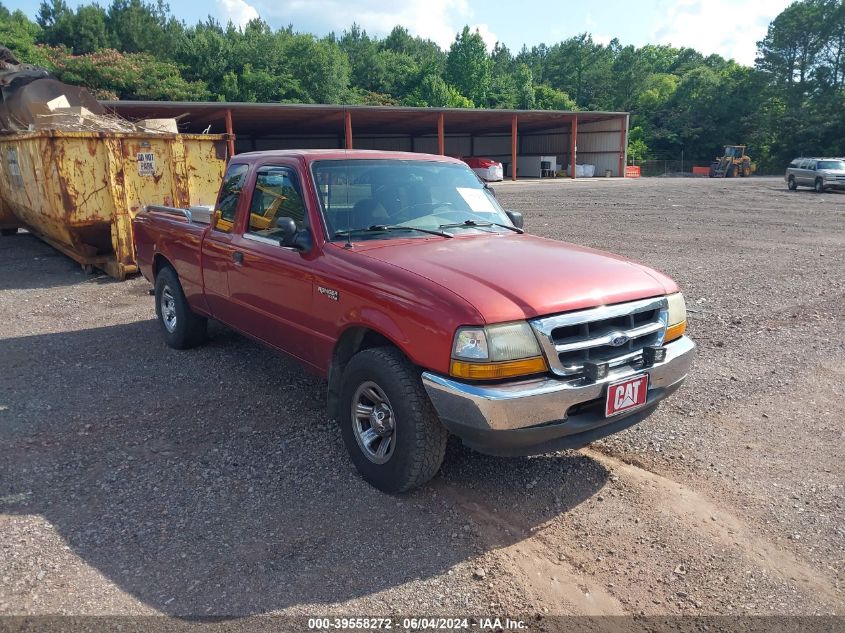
[275, 216, 312, 253]
[484, 183, 497, 198]
[292, 229, 313, 253]
[505, 209, 524, 229]
[276, 217, 297, 244]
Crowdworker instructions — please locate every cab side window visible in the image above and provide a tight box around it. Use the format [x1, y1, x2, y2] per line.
[214, 163, 249, 233]
[246, 166, 307, 239]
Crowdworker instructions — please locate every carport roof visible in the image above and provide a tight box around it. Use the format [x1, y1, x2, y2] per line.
[101, 101, 628, 136]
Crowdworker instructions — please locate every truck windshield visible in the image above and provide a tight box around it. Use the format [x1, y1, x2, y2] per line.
[311, 159, 515, 241]
[817, 160, 845, 170]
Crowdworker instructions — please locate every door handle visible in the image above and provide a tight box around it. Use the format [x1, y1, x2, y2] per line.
[232, 251, 244, 264]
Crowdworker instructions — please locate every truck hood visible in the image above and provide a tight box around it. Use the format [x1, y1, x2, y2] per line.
[354, 234, 678, 323]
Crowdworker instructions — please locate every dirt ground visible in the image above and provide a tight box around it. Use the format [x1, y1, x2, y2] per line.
[0, 176, 843, 627]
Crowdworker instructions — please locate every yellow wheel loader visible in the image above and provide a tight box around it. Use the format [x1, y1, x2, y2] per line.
[709, 145, 755, 178]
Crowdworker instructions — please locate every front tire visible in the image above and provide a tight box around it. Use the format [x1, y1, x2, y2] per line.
[787, 176, 797, 191]
[154, 266, 207, 349]
[814, 178, 825, 193]
[339, 347, 448, 493]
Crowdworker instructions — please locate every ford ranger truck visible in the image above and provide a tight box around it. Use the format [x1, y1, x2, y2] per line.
[132, 150, 695, 493]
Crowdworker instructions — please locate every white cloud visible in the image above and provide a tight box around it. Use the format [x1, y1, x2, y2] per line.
[217, 0, 260, 29]
[469, 23, 498, 52]
[652, 0, 791, 65]
[255, 0, 497, 50]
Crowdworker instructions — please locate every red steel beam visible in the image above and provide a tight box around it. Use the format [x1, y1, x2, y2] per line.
[224, 109, 235, 158]
[569, 114, 578, 179]
[511, 114, 518, 181]
[437, 112, 445, 155]
[344, 111, 353, 150]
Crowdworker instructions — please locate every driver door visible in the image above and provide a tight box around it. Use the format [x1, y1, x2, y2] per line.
[226, 165, 318, 364]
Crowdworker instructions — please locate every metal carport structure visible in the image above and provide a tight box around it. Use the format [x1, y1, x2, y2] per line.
[104, 101, 630, 180]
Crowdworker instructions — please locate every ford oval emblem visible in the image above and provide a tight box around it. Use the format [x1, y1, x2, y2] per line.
[610, 333, 629, 347]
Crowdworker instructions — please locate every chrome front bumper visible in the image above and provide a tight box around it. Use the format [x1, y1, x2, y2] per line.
[422, 336, 695, 456]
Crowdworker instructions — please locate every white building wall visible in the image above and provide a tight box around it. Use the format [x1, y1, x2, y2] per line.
[576, 118, 626, 176]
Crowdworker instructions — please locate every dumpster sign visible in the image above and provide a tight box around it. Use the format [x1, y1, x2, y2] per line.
[6, 148, 23, 188]
[136, 152, 156, 176]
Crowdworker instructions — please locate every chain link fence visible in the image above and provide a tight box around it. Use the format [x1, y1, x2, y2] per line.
[631, 160, 714, 177]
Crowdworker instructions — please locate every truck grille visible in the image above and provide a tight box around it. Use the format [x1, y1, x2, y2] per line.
[530, 297, 668, 377]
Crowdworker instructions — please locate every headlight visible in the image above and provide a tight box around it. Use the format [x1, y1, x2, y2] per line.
[663, 292, 687, 343]
[451, 321, 547, 379]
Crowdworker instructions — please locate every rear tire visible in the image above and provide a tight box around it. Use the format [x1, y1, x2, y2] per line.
[814, 178, 825, 193]
[787, 176, 797, 191]
[1, 228, 18, 236]
[154, 266, 207, 349]
[339, 347, 448, 493]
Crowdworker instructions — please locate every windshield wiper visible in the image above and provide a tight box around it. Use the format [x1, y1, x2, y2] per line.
[438, 219, 524, 234]
[334, 224, 453, 240]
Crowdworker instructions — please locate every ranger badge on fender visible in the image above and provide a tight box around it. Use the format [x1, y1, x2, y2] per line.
[318, 286, 339, 301]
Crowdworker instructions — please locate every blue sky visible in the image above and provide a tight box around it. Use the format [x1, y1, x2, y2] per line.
[5, 0, 791, 66]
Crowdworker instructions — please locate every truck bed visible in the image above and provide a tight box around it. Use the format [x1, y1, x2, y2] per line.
[132, 206, 212, 312]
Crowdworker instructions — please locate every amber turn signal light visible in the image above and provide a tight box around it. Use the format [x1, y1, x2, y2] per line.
[664, 320, 686, 344]
[450, 356, 547, 380]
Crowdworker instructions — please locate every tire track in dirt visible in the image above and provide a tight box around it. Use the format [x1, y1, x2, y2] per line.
[440, 487, 626, 616]
[582, 447, 842, 606]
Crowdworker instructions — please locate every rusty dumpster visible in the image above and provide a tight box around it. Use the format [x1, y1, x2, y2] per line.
[0, 130, 227, 279]
[0, 195, 20, 234]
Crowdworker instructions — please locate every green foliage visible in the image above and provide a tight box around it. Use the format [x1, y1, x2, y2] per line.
[534, 84, 577, 110]
[446, 85, 474, 108]
[445, 26, 491, 106]
[46, 47, 207, 100]
[105, 0, 182, 57]
[412, 73, 450, 107]
[37, 1, 110, 53]
[0, 0, 840, 172]
[514, 64, 535, 110]
[753, 0, 845, 170]
[0, 4, 51, 66]
[285, 34, 350, 104]
[339, 24, 381, 92]
[627, 126, 649, 163]
[544, 34, 613, 108]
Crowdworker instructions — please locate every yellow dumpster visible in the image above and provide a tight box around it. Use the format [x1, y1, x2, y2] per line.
[0, 130, 227, 279]
[0, 195, 20, 235]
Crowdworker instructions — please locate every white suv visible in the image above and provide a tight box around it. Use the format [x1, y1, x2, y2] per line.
[785, 157, 845, 192]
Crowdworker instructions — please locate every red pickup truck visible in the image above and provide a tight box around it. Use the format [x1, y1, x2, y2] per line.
[133, 150, 695, 492]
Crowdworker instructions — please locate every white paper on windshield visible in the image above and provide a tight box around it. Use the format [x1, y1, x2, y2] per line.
[457, 187, 496, 213]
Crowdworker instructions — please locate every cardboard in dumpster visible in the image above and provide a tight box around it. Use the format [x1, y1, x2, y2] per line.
[45, 95, 70, 111]
[137, 118, 179, 134]
[34, 106, 97, 129]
